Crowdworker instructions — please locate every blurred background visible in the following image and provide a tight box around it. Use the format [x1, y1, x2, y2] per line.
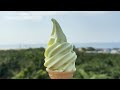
[0, 11, 120, 79]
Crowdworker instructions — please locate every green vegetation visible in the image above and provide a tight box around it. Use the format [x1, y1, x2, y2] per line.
[0, 48, 49, 79]
[0, 47, 120, 79]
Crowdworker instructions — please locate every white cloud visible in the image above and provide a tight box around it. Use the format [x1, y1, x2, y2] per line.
[3, 11, 68, 20]
[3, 11, 107, 20]
[5, 15, 43, 20]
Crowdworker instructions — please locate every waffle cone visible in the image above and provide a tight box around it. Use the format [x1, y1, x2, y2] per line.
[46, 69, 75, 79]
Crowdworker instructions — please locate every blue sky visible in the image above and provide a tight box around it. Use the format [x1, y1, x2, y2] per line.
[0, 11, 120, 45]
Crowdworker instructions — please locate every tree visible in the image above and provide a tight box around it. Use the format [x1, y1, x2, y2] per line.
[86, 47, 95, 51]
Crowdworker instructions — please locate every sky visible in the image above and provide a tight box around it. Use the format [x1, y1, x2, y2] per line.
[0, 11, 120, 45]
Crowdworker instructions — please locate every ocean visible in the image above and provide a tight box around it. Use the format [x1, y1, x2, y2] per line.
[0, 43, 120, 49]
[74, 43, 120, 49]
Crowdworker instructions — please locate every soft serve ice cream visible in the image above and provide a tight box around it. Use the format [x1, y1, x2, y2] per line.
[44, 18, 77, 72]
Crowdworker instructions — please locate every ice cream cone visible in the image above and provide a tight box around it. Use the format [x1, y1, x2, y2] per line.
[44, 19, 77, 79]
[46, 69, 75, 79]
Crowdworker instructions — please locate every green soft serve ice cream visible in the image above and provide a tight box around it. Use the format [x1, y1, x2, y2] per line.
[44, 18, 77, 72]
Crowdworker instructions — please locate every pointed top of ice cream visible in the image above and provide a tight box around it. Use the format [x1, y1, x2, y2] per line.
[48, 18, 67, 46]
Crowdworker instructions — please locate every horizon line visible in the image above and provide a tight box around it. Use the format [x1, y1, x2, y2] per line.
[0, 42, 120, 45]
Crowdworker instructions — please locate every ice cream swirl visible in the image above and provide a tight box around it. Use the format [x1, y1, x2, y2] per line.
[44, 18, 77, 72]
